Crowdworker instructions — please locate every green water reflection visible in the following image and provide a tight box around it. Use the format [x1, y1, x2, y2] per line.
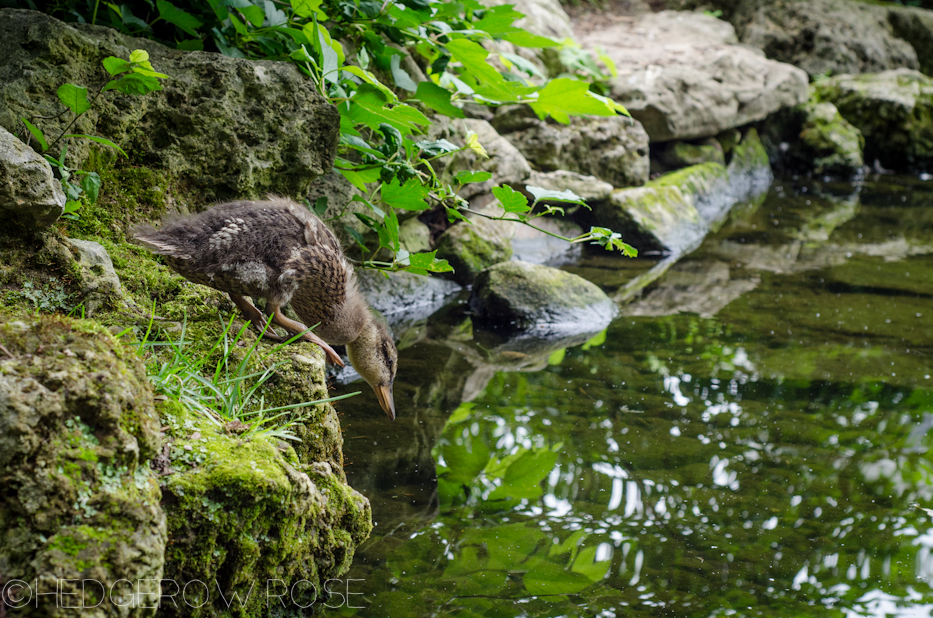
[337, 176, 933, 617]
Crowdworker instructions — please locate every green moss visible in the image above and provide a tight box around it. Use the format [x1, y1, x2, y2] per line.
[648, 161, 729, 197]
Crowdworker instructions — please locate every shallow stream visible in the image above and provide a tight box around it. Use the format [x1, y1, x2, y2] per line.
[333, 174, 933, 617]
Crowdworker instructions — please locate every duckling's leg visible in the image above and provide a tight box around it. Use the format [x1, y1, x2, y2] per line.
[229, 294, 284, 343]
[266, 303, 345, 367]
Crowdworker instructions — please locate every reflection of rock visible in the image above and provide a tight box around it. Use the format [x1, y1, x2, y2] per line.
[813, 69, 933, 170]
[620, 259, 760, 318]
[580, 11, 808, 141]
[470, 260, 617, 333]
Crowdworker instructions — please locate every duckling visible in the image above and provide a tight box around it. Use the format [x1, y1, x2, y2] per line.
[132, 197, 398, 419]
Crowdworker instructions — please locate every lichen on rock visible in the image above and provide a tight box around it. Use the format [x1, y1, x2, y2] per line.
[0, 316, 165, 617]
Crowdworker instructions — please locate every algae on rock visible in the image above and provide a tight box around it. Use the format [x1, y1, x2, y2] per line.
[0, 316, 165, 617]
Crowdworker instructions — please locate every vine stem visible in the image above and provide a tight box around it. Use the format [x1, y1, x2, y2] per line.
[45, 71, 113, 155]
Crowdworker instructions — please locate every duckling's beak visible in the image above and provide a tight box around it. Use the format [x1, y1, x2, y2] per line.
[375, 383, 395, 420]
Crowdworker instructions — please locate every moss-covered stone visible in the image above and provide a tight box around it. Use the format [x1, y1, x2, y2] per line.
[796, 101, 865, 175]
[0, 316, 165, 617]
[434, 215, 514, 285]
[813, 68, 933, 170]
[469, 260, 617, 332]
[158, 401, 372, 618]
[660, 139, 726, 169]
[597, 184, 705, 256]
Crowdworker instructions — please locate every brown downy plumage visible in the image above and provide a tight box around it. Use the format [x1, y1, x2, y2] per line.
[132, 197, 398, 419]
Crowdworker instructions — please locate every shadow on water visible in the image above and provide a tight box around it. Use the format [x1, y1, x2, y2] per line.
[332, 174, 933, 617]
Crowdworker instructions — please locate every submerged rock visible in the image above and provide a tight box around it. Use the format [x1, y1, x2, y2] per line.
[0, 9, 339, 203]
[470, 260, 617, 333]
[813, 69, 933, 170]
[580, 11, 808, 141]
[0, 126, 65, 229]
[0, 317, 165, 617]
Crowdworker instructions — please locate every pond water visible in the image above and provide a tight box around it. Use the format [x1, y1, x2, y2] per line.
[333, 174, 933, 617]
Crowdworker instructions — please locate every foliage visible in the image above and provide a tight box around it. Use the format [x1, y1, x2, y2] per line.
[18, 49, 168, 221]
[18, 0, 636, 273]
[14, 277, 73, 313]
[128, 311, 359, 442]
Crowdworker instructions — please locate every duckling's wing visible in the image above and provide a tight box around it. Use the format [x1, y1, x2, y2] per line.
[279, 239, 349, 325]
[131, 224, 193, 259]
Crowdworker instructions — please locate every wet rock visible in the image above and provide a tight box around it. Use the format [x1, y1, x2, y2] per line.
[724, 128, 775, 212]
[470, 260, 617, 333]
[0, 9, 339, 203]
[813, 69, 933, 170]
[356, 269, 462, 330]
[63, 238, 122, 315]
[525, 170, 614, 203]
[0, 316, 165, 617]
[793, 102, 865, 175]
[159, 401, 372, 618]
[734, 0, 920, 78]
[494, 108, 650, 188]
[435, 212, 515, 284]
[599, 184, 706, 256]
[510, 217, 584, 266]
[0, 126, 65, 229]
[660, 139, 726, 169]
[580, 11, 808, 141]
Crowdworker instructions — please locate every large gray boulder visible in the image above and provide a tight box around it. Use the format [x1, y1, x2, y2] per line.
[0, 317, 165, 617]
[470, 260, 617, 333]
[813, 69, 933, 170]
[888, 6, 933, 77]
[0, 126, 66, 229]
[579, 11, 808, 142]
[0, 9, 339, 203]
[493, 106, 650, 188]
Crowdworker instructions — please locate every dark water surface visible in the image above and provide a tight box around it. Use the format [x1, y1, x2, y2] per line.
[333, 175, 933, 617]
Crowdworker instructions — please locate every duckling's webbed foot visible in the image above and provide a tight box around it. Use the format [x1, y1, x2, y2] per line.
[229, 294, 284, 342]
[266, 303, 345, 367]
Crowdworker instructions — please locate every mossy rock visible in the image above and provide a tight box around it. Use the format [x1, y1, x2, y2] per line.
[158, 401, 372, 618]
[469, 260, 617, 332]
[597, 184, 706, 256]
[797, 102, 865, 175]
[435, 216, 514, 285]
[813, 68, 933, 170]
[660, 138, 726, 169]
[0, 316, 165, 617]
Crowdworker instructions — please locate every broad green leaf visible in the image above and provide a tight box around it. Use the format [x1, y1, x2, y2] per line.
[290, 0, 326, 19]
[492, 185, 530, 213]
[379, 207, 400, 252]
[571, 545, 612, 582]
[102, 56, 133, 76]
[157, 0, 203, 36]
[339, 134, 383, 158]
[312, 196, 328, 217]
[381, 177, 430, 211]
[263, 0, 287, 26]
[57, 84, 92, 116]
[407, 250, 453, 274]
[454, 170, 491, 184]
[390, 55, 418, 92]
[596, 46, 618, 78]
[129, 49, 150, 63]
[412, 81, 464, 118]
[416, 139, 458, 157]
[386, 3, 427, 29]
[64, 134, 128, 157]
[80, 172, 102, 205]
[177, 39, 204, 51]
[493, 448, 558, 499]
[500, 52, 546, 79]
[240, 4, 264, 26]
[337, 165, 380, 192]
[526, 185, 586, 206]
[349, 86, 429, 135]
[501, 30, 559, 48]
[290, 44, 317, 64]
[62, 199, 82, 220]
[341, 65, 397, 102]
[529, 77, 624, 124]
[549, 530, 587, 558]
[20, 118, 48, 151]
[103, 73, 162, 96]
[446, 39, 528, 102]
[472, 5, 523, 34]
[523, 559, 593, 595]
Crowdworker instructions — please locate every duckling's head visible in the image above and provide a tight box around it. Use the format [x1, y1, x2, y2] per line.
[346, 317, 398, 420]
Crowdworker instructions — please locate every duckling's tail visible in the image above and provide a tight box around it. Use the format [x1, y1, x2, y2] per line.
[130, 224, 193, 259]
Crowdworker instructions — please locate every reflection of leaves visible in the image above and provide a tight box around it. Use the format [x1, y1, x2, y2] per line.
[487, 447, 558, 500]
[523, 558, 594, 595]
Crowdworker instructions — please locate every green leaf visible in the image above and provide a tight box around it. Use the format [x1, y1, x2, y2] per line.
[104, 73, 163, 96]
[57, 84, 92, 116]
[239, 4, 265, 27]
[263, 0, 287, 26]
[500, 52, 546, 79]
[337, 165, 381, 192]
[501, 30, 559, 48]
[526, 185, 586, 206]
[80, 172, 102, 206]
[571, 545, 612, 582]
[492, 185, 530, 213]
[177, 39, 204, 51]
[472, 5, 523, 34]
[523, 559, 593, 595]
[381, 177, 430, 211]
[312, 196, 328, 217]
[341, 66, 398, 102]
[349, 85, 429, 135]
[529, 78, 625, 124]
[290, 0, 326, 19]
[378, 207, 400, 252]
[63, 134, 128, 158]
[407, 250, 453, 275]
[439, 437, 490, 485]
[412, 81, 464, 118]
[102, 56, 133, 76]
[157, 0, 204, 36]
[389, 55, 418, 92]
[62, 199, 82, 220]
[416, 139, 458, 157]
[20, 118, 48, 151]
[454, 170, 491, 184]
[129, 49, 150, 64]
[446, 39, 532, 102]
